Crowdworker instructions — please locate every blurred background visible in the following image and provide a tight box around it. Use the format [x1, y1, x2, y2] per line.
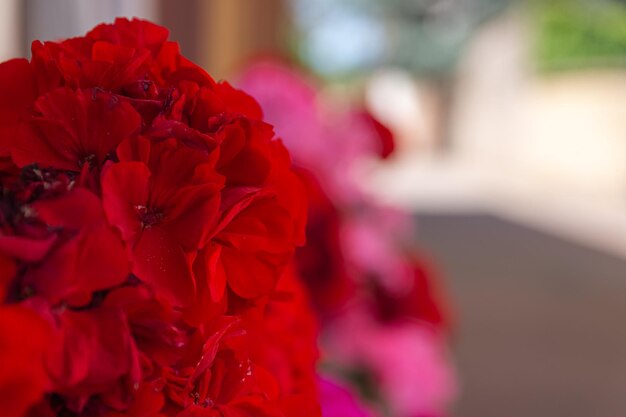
[3, 0, 626, 416]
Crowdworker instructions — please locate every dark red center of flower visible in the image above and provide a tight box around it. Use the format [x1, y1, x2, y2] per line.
[134, 205, 164, 229]
[78, 153, 97, 169]
[189, 392, 214, 408]
[141, 80, 152, 93]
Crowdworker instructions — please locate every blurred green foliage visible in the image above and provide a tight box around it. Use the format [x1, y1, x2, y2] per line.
[532, 0, 626, 71]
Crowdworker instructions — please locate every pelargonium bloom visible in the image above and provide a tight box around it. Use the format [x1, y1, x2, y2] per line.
[102, 135, 223, 307]
[0, 19, 317, 417]
[11, 87, 141, 172]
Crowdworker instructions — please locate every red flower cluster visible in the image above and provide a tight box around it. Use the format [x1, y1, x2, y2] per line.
[0, 19, 318, 417]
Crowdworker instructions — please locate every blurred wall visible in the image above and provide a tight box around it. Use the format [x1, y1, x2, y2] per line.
[161, 0, 290, 79]
[23, 0, 158, 53]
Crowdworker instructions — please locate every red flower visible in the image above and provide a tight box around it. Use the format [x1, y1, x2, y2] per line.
[102, 136, 223, 307]
[31, 34, 149, 93]
[41, 303, 141, 413]
[0, 18, 317, 417]
[103, 285, 190, 369]
[86, 18, 213, 90]
[12, 88, 141, 172]
[32, 39, 141, 94]
[30, 17, 211, 95]
[119, 313, 277, 417]
[23, 188, 130, 306]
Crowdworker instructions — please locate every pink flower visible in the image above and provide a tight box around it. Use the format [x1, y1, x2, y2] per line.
[323, 309, 456, 417]
[318, 377, 379, 417]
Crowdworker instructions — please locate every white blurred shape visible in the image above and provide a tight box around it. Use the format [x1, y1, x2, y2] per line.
[366, 68, 434, 152]
[25, 0, 158, 50]
[0, 0, 20, 61]
[365, 11, 626, 259]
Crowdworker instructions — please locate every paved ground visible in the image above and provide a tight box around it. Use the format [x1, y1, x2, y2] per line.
[416, 213, 626, 417]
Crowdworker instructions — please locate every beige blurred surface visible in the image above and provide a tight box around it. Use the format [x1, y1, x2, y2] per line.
[365, 10, 626, 261]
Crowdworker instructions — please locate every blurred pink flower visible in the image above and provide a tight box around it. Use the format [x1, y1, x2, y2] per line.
[238, 60, 387, 204]
[319, 376, 380, 417]
[341, 208, 415, 293]
[323, 308, 456, 417]
[239, 59, 456, 417]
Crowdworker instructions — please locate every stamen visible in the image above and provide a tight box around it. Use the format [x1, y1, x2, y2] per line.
[78, 154, 97, 169]
[134, 205, 164, 228]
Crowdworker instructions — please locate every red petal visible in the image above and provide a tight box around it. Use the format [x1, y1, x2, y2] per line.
[0, 305, 51, 417]
[0, 234, 56, 262]
[220, 246, 284, 299]
[207, 245, 227, 302]
[26, 189, 130, 304]
[0, 59, 36, 159]
[45, 307, 141, 411]
[216, 119, 272, 187]
[132, 227, 195, 307]
[0, 59, 36, 125]
[215, 81, 263, 120]
[0, 255, 16, 301]
[162, 184, 221, 251]
[101, 161, 151, 242]
[34, 187, 105, 227]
